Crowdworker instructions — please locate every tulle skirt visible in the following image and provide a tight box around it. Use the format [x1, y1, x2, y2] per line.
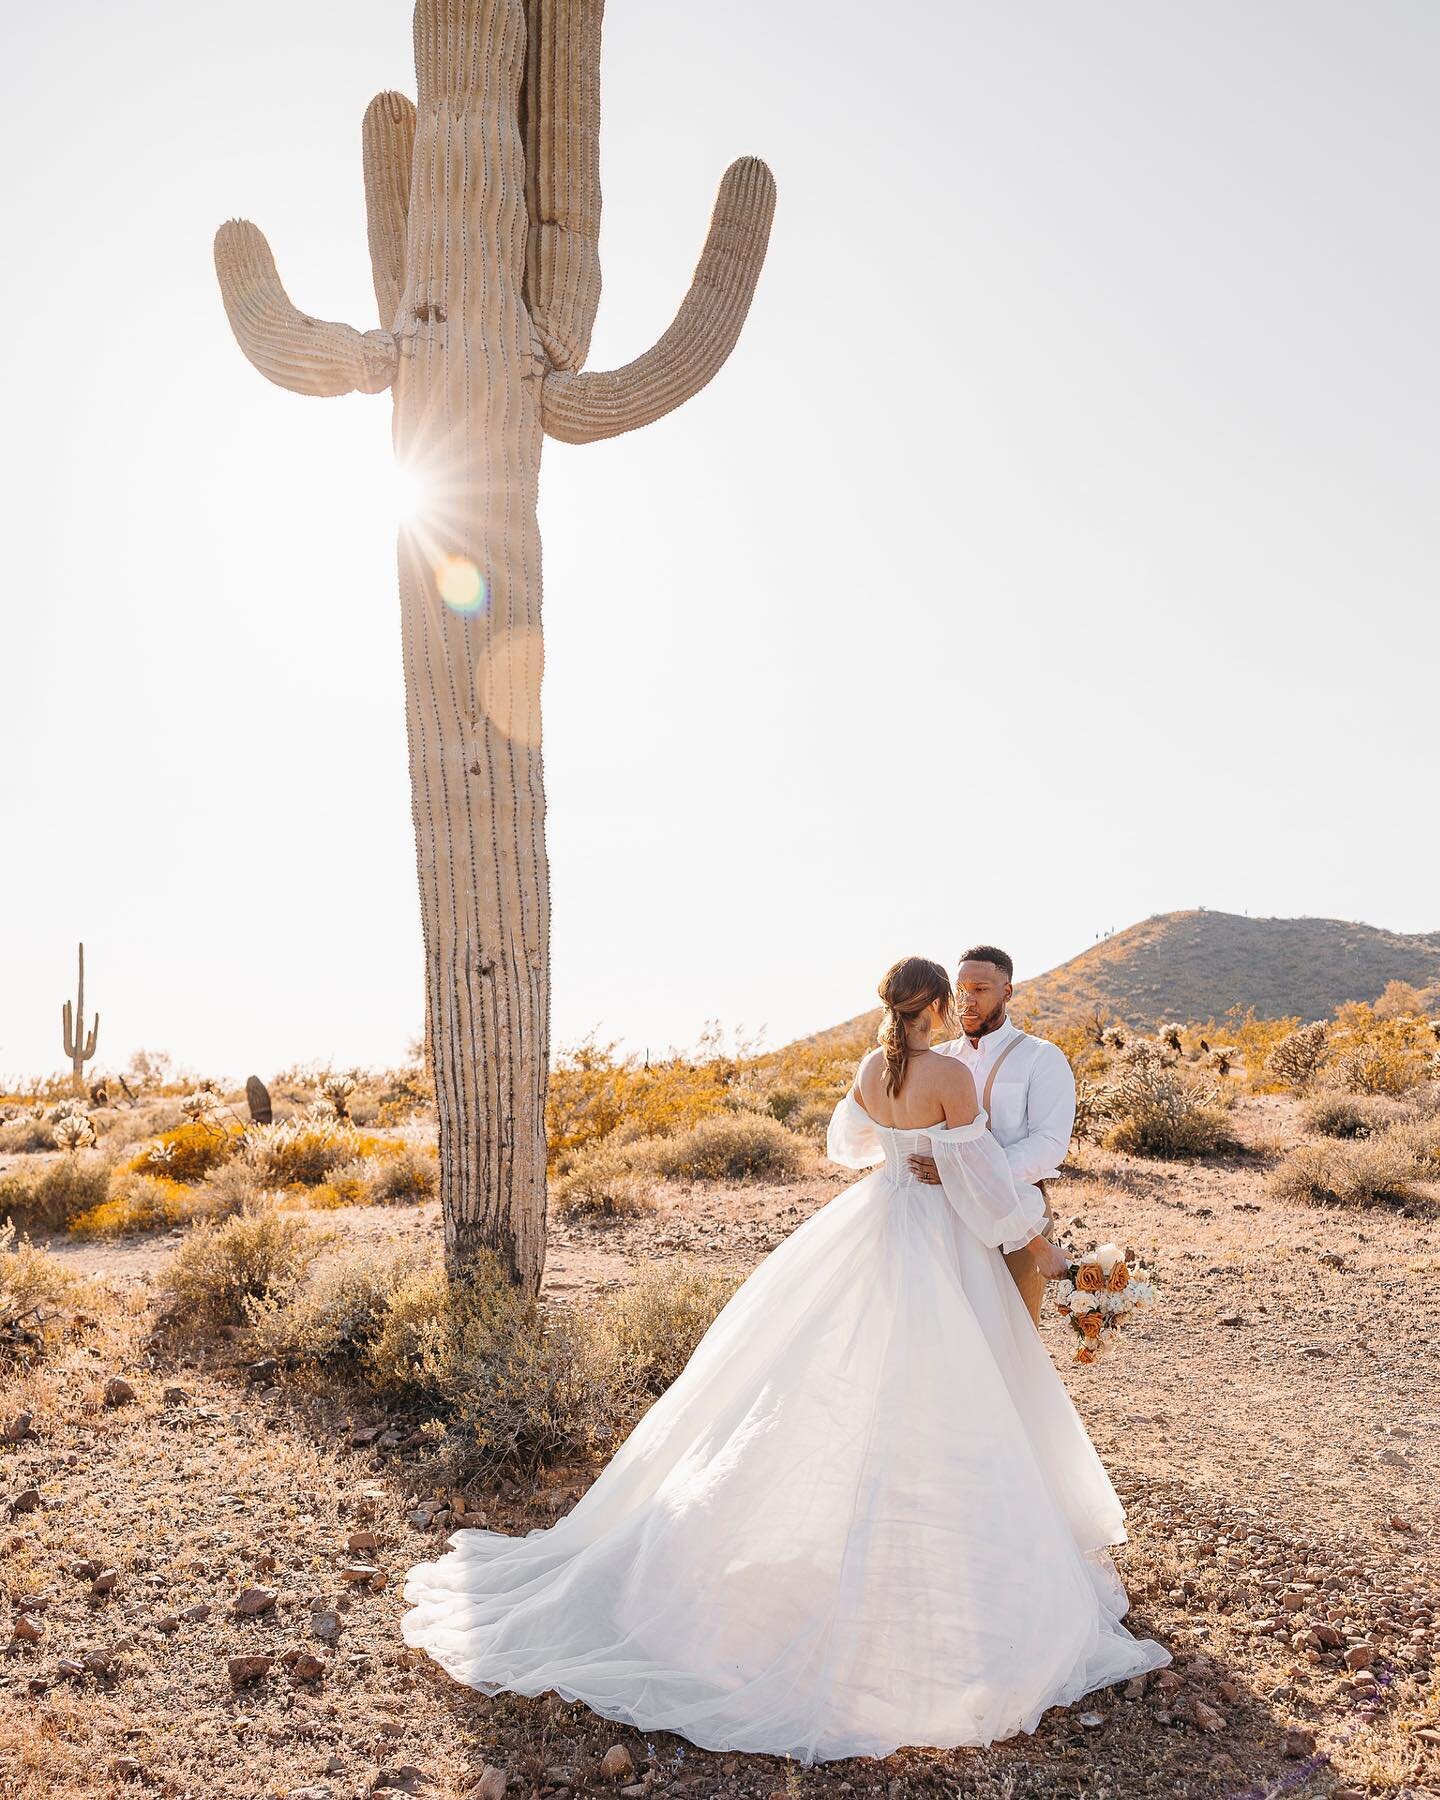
[399, 1168, 1170, 1762]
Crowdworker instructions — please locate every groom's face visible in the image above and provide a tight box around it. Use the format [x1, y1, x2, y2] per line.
[956, 960, 1012, 1039]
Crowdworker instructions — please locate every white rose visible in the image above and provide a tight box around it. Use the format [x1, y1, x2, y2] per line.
[1054, 1280, 1075, 1302]
[1094, 1242, 1122, 1272]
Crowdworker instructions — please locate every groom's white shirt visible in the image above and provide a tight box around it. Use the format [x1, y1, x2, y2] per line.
[935, 1017, 1076, 1253]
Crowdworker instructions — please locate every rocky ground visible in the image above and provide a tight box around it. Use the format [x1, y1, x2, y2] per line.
[2, 1093, 1438, 1800]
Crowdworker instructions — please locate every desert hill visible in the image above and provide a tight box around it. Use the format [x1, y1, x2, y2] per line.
[812, 909, 1440, 1042]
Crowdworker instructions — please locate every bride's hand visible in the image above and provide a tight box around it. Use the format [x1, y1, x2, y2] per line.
[1029, 1237, 1071, 1281]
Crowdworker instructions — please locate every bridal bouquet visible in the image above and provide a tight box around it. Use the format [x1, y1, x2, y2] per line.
[1052, 1243, 1157, 1363]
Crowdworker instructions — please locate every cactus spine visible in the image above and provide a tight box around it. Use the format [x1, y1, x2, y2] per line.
[61, 942, 100, 1098]
[213, 1, 775, 1296]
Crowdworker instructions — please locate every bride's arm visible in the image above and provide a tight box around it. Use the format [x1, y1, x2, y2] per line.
[825, 1072, 885, 1169]
[926, 1061, 1056, 1258]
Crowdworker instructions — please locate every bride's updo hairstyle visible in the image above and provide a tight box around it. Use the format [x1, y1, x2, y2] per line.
[877, 957, 952, 1097]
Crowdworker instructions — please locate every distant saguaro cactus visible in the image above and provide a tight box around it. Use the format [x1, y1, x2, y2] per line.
[61, 942, 100, 1098]
[214, 0, 776, 1296]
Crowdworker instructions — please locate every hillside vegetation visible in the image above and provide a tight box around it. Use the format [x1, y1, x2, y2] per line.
[815, 911, 1440, 1043]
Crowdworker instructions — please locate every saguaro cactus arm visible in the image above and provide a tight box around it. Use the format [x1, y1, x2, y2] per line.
[214, 219, 399, 397]
[540, 156, 776, 445]
[523, 0, 604, 372]
[362, 91, 418, 332]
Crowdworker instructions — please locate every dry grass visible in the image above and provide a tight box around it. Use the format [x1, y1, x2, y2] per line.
[646, 1112, 812, 1182]
[1269, 1133, 1425, 1209]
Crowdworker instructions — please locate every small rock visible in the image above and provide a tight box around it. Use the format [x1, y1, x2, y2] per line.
[12, 1613, 44, 1643]
[348, 1530, 380, 1553]
[57, 1658, 86, 1680]
[103, 1377, 136, 1406]
[91, 1568, 120, 1595]
[26, 1676, 49, 1695]
[1190, 1701, 1226, 1734]
[373, 1768, 427, 1794]
[1217, 1679, 1242, 1702]
[10, 1488, 41, 1515]
[475, 1766, 508, 1800]
[290, 1788, 334, 1800]
[180, 1603, 211, 1624]
[281, 1647, 326, 1681]
[111, 1756, 144, 1781]
[154, 1616, 180, 1635]
[233, 1586, 278, 1616]
[1076, 1710, 1105, 1729]
[599, 1746, 634, 1782]
[1123, 1675, 1148, 1699]
[1387, 1515, 1416, 1533]
[246, 1358, 278, 1384]
[81, 1648, 114, 1676]
[310, 1609, 343, 1642]
[1217, 1313, 1243, 1327]
[1345, 1643, 1375, 1669]
[408, 1504, 440, 1529]
[339, 1564, 380, 1584]
[0, 1413, 34, 1443]
[1282, 1727, 1316, 1758]
[350, 1425, 383, 1447]
[227, 1652, 273, 1686]
[1155, 1668, 1183, 1692]
[1313, 1623, 1343, 1648]
[162, 1386, 189, 1406]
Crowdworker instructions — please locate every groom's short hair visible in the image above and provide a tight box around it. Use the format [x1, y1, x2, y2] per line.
[958, 944, 1014, 982]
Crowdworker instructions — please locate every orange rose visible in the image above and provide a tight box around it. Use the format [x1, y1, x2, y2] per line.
[1075, 1262, 1105, 1293]
[1074, 1345, 1096, 1365]
[1106, 1262, 1130, 1293]
[1079, 1313, 1103, 1341]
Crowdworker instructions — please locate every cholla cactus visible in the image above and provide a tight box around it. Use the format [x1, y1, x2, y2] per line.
[1072, 1078, 1115, 1143]
[48, 1097, 86, 1125]
[320, 1074, 358, 1122]
[212, 0, 776, 1297]
[181, 1090, 218, 1122]
[1101, 1026, 1128, 1051]
[1160, 1023, 1184, 1054]
[1207, 1046, 1234, 1077]
[53, 1112, 97, 1153]
[1267, 1020, 1330, 1091]
[61, 942, 100, 1098]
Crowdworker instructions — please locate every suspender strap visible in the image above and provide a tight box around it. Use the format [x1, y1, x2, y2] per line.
[981, 1032, 1026, 1117]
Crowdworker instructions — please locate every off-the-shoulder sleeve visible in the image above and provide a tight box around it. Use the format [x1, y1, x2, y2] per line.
[924, 1111, 1048, 1249]
[826, 1092, 885, 1169]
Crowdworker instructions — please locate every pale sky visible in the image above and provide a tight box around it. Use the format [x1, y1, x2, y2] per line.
[2, 1, 1437, 1085]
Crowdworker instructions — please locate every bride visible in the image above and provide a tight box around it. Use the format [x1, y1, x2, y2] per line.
[400, 956, 1170, 1763]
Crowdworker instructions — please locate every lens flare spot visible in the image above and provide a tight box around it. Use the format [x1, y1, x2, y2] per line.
[392, 460, 430, 525]
[436, 555, 487, 615]
[476, 629, 543, 746]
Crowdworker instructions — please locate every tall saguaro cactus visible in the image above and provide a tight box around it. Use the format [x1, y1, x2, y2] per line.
[214, 1, 775, 1296]
[62, 942, 100, 1099]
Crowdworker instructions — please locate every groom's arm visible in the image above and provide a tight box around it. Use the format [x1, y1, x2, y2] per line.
[1003, 1042, 1076, 1188]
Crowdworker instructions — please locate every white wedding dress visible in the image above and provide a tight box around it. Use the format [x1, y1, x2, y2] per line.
[399, 1096, 1170, 1763]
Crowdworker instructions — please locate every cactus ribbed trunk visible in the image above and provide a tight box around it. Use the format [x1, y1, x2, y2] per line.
[213, 0, 774, 1298]
[397, 0, 548, 1291]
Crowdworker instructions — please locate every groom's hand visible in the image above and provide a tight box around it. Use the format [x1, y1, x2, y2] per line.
[907, 1154, 941, 1184]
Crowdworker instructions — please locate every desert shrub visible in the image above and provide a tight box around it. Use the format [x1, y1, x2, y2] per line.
[1072, 1078, 1115, 1143]
[1102, 1044, 1236, 1159]
[130, 1120, 243, 1184]
[240, 1115, 362, 1188]
[1326, 1004, 1431, 1097]
[158, 1206, 324, 1328]
[0, 1219, 86, 1367]
[68, 1171, 215, 1238]
[597, 1261, 741, 1394]
[1299, 1091, 1391, 1141]
[648, 1112, 811, 1182]
[1269, 1135, 1422, 1209]
[1266, 1021, 1331, 1092]
[367, 1142, 439, 1204]
[375, 1063, 435, 1126]
[551, 1141, 656, 1219]
[245, 1245, 427, 1369]
[0, 1154, 113, 1232]
[366, 1251, 632, 1480]
[788, 1094, 841, 1142]
[546, 1035, 733, 1166]
[0, 1110, 63, 1154]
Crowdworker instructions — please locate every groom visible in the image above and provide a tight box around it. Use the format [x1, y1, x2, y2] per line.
[907, 945, 1077, 1325]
